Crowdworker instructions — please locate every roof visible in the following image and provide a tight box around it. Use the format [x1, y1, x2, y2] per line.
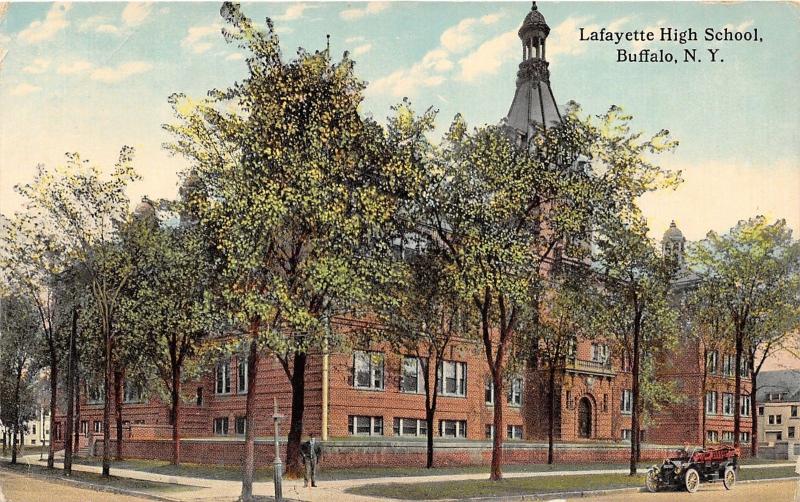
[518, 2, 550, 37]
[663, 220, 685, 242]
[755, 370, 800, 403]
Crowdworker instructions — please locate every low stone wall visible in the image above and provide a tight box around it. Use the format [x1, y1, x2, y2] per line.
[72, 438, 749, 468]
[758, 441, 797, 461]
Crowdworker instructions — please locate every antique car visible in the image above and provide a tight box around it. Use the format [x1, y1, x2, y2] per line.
[645, 445, 739, 493]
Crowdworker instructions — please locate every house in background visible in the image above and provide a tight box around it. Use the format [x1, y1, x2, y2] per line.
[757, 370, 800, 445]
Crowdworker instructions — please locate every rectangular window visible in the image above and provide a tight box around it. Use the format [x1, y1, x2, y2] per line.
[507, 377, 522, 406]
[392, 418, 427, 437]
[591, 343, 609, 364]
[723, 393, 734, 416]
[776, 414, 782, 424]
[705, 391, 718, 415]
[484, 379, 494, 405]
[238, 360, 248, 394]
[706, 430, 719, 443]
[769, 415, 775, 425]
[740, 395, 751, 417]
[777, 432, 783, 441]
[87, 384, 104, 404]
[621, 429, 632, 441]
[722, 431, 734, 442]
[740, 432, 750, 443]
[789, 427, 796, 439]
[124, 382, 143, 403]
[439, 419, 467, 438]
[93, 420, 102, 433]
[759, 406, 764, 416]
[235, 416, 246, 435]
[722, 354, 734, 377]
[80, 421, 88, 434]
[739, 359, 749, 377]
[621, 389, 632, 414]
[437, 361, 467, 397]
[507, 425, 523, 440]
[706, 351, 718, 374]
[603, 394, 608, 412]
[215, 361, 231, 394]
[213, 417, 229, 435]
[792, 405, 798, 417]
[485, 424, 494, 439]
[196, 387, 203, 406]
[353, 351, 384, 390]
[348, 415, 383, 436]
[401, 357, 422, 393]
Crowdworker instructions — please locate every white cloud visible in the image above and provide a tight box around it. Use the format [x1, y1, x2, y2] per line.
[9, 83, 41, 96]
[274, 4, 315, 22]
[340, 2, 389, 21]
[346, 36, 365, 44]
[22, 58, 50, 74]
[546, 15, 631, 63]
[122, 3, 154, 27]
[226, 52, 244, 61]
[90, 61, 153, 83]
[723, 20, 754, 32]
[457, 30, 517, 82]
[96, 24, 122, 35]
[353, 43, 372, 56]
[18, 2, 72, 44]
[370, 48, 452, 97]
[181, 23, 222, 54]
[440, 13, 503, 54]
[57, 60, 94, 75]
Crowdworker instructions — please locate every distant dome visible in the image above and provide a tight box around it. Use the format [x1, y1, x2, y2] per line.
[133, 197, 156, 220]
[663, 220, 685, 242]
[519, 2, 550, 37]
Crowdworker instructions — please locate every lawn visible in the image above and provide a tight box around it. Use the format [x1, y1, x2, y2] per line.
[1, 461, 202, 495]
[346, 465, 799, 500]
[347, 473, 646, 500]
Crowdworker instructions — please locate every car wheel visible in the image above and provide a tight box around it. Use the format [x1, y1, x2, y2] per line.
[645, 468, 659, 493]
[723, 466, 736, 490]
[684, 467, 700, 493]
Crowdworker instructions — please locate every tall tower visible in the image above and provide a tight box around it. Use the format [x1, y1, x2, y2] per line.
[662, 220, 686, 265]
[505, 2, 562, 146]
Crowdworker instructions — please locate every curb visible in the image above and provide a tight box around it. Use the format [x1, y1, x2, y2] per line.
[0, 462, 182, 502]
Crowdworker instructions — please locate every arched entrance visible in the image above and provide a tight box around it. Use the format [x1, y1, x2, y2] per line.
[578, 397, 592, 438]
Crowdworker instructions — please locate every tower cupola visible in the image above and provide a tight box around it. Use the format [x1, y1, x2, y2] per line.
[662, 220, 687, 264]
[518, 2, 550, 62]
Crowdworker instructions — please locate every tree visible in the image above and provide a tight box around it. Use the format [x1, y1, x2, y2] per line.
[420, 104, 679, 480]
[522, 267, 599, 464]
[164, 4, 431, 497]
[14, 150, 140, 477]
[689, 216, 800, 450]
[0, 215, 69, 469]
[593, 217, 680, 475]
[119, 200, 214, 465]
[376, 245, 471, 468]
[0, 293, 43, 465]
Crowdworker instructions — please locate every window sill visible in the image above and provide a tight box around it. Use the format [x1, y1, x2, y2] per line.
[353, 387, 385, 392]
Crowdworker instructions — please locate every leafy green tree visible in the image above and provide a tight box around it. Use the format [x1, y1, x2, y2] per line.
[593, 217, 680, 475]
[689, 217, 800, 450]
[421, 103, 679, 480]
[0, 292, 43, 464]
[376, 244, 472, 468]
[164, 4, 431, 497]
[13, 150, 140, 477]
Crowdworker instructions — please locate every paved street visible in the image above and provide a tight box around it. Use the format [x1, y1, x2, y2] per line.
[0, 467, 152, 502]
[577, 479, 798, 502]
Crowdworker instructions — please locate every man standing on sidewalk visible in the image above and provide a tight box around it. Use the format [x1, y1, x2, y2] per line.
[301, 435, 322, 488]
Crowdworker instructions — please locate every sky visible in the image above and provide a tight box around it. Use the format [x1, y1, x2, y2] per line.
[0, 2, 798, 368]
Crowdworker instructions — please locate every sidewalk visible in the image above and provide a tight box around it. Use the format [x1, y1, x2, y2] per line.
[18, 455, 797, 502]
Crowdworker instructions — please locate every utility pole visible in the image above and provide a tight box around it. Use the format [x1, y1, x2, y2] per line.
[273, 397, 284, 501]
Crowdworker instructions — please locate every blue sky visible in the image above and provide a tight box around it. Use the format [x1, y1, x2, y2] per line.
[1, 1, 798, 243]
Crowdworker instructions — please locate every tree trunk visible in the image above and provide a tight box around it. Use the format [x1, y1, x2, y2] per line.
[11, 421, 18, 465]
[102, 329, 112, 477]
[12, 367, 21, 465]
[490, 368, 504, 481]
[424, 355, 440, 469]
[733, 328, 743, 449]
[74, 373, 81, 453]
[114, 369, 123, 460]
[547, 365, 556, 465]
[630, 312, 641, 476]
[750, 370, 758, 457]
[285, 351, 308, 478]
[171, 366, 182, 466]
[64, 308, 78, 475]
[240, 320, 260, 502]
[47, 362, 57, 468]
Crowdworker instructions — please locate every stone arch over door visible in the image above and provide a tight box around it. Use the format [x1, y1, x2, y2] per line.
[578, 396, 593, 438]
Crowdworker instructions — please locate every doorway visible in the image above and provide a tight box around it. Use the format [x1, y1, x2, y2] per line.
[578, 397, 592, 438]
